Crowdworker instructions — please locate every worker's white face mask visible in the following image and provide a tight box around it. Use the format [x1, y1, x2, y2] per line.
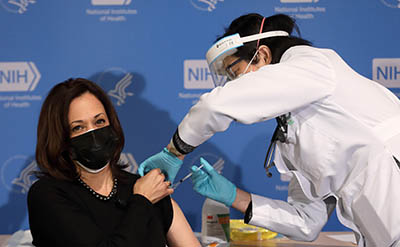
[231, 49, 259, 81]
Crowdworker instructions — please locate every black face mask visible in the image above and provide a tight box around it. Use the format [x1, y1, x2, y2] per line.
[70, 126, 119, 172]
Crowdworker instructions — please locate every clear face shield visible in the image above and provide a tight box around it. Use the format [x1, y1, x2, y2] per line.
[205, 31, 289, 87]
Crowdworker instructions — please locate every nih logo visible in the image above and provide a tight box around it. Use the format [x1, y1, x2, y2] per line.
[184, 60, 215, 89]
[184, 60, 226, 89]
[0, 62, 41, 92]
[373, 58, 400, 88]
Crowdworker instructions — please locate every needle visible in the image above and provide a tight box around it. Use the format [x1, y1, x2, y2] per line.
[171, 163, 205, 189]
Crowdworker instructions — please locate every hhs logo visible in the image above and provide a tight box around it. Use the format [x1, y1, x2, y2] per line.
[1, 155, 38, 194]
[280, 0, 319, 2]
[0, 62, 41, 92]
[0, 0, 36, 14]
[373, 58, 400, 88]
[184, 60, 225, 89]
[108, 73, 134, 106]
[97, 67, 134, 106]
[91, 0, 131, 5]
[380, 0, 400, 8]
[190, 0, 224, 12]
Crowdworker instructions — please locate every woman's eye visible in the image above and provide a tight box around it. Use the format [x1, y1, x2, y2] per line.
[71, 125, 82, 132]
[96, 119, 106, 125]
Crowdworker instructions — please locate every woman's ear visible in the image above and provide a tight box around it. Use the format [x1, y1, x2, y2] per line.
[257, 45, 272, 65]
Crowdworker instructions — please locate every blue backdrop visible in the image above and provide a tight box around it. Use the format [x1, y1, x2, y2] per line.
[1, 0, 399, 235]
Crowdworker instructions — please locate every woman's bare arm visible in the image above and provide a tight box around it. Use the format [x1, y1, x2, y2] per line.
[166, 198, 201, 247]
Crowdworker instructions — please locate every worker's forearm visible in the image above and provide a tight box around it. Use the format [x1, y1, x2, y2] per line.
[166, 143, 185, 161]
[232, 188, 251, 213]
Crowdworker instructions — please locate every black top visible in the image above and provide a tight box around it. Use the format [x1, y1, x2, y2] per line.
[27, 171, 173, 247]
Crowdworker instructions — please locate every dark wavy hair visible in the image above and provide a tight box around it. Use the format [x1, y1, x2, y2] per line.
[35, 78, 126, 181]
[217, 13, 312, 64]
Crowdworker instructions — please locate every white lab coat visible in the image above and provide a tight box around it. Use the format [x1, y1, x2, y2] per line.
[177, 46, 400, 247]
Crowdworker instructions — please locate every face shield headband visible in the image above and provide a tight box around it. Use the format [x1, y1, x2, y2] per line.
[205, 30, 289, 87]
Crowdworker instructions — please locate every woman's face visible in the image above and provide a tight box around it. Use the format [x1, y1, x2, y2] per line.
[68, 92, 110, 138]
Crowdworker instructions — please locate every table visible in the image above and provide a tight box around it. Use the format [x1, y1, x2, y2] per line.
[230, 232, 356, 247]
[0, 232, 356, 247]
[0, 235, 9, 247]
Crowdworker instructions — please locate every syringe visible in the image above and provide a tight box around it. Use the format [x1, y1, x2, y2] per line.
[171, 163, 205, 190]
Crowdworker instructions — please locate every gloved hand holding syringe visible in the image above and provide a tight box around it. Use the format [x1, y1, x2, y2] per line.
[171, 158, 225, 190]
[171, 163, 204, 189]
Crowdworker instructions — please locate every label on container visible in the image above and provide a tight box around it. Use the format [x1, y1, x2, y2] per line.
[205, 213, 230, 242]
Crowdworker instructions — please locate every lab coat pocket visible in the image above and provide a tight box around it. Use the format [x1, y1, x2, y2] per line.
[293, 120, 339, 189]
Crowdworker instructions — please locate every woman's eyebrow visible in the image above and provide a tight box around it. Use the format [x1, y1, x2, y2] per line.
[70, 119, 83, 125]
[94, 113, 105, 118]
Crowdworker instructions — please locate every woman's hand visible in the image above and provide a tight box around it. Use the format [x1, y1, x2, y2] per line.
[133, 168, 174, 203]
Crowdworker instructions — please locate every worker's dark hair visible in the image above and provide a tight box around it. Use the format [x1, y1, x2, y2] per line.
[217, 13, 312, 64]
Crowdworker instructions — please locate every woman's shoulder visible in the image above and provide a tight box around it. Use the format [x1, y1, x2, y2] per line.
[28, 176, 75, 201]
[30, 176, 69, 190]
[118, 170, 173, 231]
[121, 170, 140, 178]
[116, 170, 141, 192]
[119, 170, 140, 182]
[118, 171, 171, 207]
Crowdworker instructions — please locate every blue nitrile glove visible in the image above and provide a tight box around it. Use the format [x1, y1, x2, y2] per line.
[191, 157, 237, 207]
[138, 148, 183, 184]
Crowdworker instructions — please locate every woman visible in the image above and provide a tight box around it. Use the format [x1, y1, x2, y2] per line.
[139, 13, 400, 247]
[27, 78, 200, 247]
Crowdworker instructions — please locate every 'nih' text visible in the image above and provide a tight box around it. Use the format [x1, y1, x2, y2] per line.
[184, 60, 215, 89]
[0, 62, 41, 92]
[373, 58, 400, 88]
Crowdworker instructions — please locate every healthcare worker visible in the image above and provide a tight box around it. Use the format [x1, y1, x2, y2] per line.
[139, 13, 400, 247]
